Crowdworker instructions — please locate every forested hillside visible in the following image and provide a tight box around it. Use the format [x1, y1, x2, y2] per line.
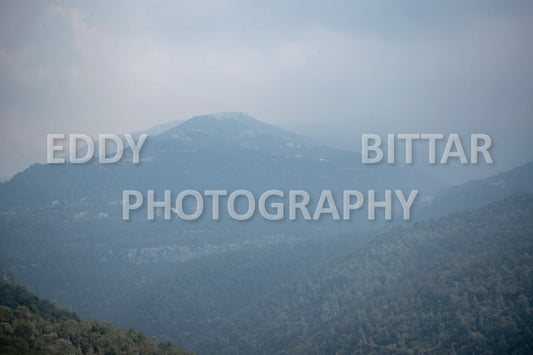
[195, 194, 533, 354]
[418, 160, 533, 220]
[0, 271, 192, 354]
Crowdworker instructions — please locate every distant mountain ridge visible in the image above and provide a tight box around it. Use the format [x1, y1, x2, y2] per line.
[137, 119, 185, 137]
[167, 112, 318, 146]
[0, 112, 440, 215]
[419, 160, 533, 220]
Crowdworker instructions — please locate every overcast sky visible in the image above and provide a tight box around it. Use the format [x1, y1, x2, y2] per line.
[1, 0, 532, 181]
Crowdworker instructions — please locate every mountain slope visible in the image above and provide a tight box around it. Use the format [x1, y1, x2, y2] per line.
[419, 160, 533, 220]
[196, 193, 533, 354]
[0, 112, 439, 212]
[0, 270, 192, 354]
[0, 112, 440, 352]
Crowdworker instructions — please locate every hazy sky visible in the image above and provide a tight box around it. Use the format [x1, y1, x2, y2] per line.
[1, 0, 532, 180]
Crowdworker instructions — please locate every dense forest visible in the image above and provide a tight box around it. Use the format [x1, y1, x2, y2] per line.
[0, 270, 192, 355]
[190, 193, 533, 354]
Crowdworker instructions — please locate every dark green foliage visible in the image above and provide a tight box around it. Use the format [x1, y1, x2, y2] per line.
[0, 270, 78, 323]
[0, 274, 193, 355]
[196, 193, 533, 354]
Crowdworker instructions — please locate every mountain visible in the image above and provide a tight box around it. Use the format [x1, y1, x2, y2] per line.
[0, 112, 442, 351]
[2, 112, 530, 353]
[419, 160, 533, 220]
[195, 193, 533, 354]
[163, 112, 318, 147]
[0, 270, 192, 354]
[0, 112, 440, 212]
[138, 119, 185, 137]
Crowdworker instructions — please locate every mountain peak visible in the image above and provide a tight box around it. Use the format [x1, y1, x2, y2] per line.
[190, 112, 256, 123]
[156, 112, 317, 147]
[182, 112, 267, 131]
